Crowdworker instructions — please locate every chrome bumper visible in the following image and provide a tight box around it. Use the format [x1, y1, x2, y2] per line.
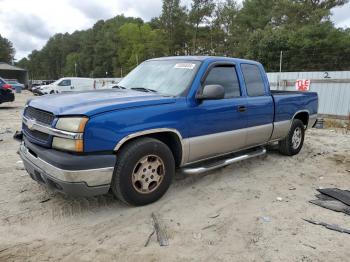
[19, 142, 114, 192]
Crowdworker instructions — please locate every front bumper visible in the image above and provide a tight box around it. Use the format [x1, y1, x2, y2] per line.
[19, 140, 115, 197]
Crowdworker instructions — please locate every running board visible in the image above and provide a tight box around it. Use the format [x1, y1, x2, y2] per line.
[181, 147, 267, 175]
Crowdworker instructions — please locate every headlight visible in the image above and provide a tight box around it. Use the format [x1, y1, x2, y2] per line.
[55, 117, 88, 132]
[52, 137, 84, 152]
[53, 117, 88, 152]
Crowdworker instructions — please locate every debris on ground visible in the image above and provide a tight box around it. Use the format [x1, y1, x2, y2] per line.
[15, 160, 24, 170]
[276, 197, 283, 201]
[13, 131, 23, 141]
[202, 224, 216, 230]
[309, 199, 350, 215]
[317, 188, 350, 206]
[309, 188, 350, 216]
[260, 216, 272, 222]
[151, 212, 169, 246]
[39, 198, 51, 203]
[302, 243, 316, 249]
[303, 219, 350, 235]
[208, 213, 220, 218]
[144, 230, 155, 247]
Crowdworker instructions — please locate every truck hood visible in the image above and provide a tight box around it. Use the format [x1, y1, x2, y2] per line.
[28, 89, 176, 116]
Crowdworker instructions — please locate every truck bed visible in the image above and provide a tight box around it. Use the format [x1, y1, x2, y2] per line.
[271, 90, 318, 122]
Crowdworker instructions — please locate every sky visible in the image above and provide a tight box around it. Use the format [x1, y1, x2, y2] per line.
[0, 0, 349, 61]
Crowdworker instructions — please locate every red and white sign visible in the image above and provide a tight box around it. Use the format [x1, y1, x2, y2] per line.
[295, 79, 310, 91]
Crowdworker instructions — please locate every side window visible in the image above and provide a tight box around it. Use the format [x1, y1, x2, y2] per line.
[241, 64, 265, 96]
[58, 79, 71, 86]
[204, 66, 240, 98]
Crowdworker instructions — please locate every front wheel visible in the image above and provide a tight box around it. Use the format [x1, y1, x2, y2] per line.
[278, 119, 305, 156]
[111, 137, 175, 206]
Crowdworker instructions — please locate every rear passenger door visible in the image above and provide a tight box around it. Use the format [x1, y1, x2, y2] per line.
[241, 64, 274, 147]
[187, 64, 248, 162]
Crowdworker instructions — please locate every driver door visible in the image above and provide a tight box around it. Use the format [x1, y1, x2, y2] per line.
[187, 64, 248, 163]
[57, 79, 73, 93]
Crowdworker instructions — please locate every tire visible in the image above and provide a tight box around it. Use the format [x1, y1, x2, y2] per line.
[111, 137, 175, 206]
[278, 119, 305, 156]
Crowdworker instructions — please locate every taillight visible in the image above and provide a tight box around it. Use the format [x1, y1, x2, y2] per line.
[3, 84, 12, 89]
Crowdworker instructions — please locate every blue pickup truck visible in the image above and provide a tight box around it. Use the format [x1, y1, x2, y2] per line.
[19, 56, 318, 205]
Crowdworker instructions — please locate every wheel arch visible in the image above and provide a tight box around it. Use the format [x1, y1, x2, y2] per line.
[292, 110, 310, 127]
[114, 128, 185, 167]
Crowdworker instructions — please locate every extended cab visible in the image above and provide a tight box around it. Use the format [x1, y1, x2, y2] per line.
[19, 56, 318, 205]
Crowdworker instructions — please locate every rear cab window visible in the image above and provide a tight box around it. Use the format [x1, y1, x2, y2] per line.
[241, 64, 266, 96]
[204, 65, 241, 98]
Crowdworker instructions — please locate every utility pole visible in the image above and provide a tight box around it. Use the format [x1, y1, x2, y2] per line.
[279, 51, 283, 73]
[278, 51, 283, 90]
[74, 62, 77, 77]
[120, 67, 123, 78]
[136, 54, 139, 66]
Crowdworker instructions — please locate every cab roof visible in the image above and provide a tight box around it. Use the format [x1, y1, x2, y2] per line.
[148, 56, 261, 65]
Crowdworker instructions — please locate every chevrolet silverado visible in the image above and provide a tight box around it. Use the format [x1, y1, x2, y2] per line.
[19, 56, 318, 205]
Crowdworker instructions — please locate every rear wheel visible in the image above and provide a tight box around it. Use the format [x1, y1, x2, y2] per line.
[111, 137, 175, 206]
[278, 119, 305, 156]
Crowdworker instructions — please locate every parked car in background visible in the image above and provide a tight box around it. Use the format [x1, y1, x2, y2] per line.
[19, 56, 318, 205]
[5, 79, 25, 90]
[35, 77, 95, 95]
[0, 77, 15, 104]
[29, 80, 55, 92]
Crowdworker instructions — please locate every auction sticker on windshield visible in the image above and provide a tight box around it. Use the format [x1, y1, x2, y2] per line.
[174, 63, 196, 69]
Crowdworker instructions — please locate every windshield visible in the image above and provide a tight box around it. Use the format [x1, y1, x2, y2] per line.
[118, 60, 201, 96]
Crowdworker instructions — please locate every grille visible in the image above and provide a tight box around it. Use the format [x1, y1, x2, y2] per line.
[24, 106, 54, 125]
[23, 125, 50, 142]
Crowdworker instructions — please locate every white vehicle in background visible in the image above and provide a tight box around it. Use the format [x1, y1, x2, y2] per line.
[36, 77, 95, 95]
[35, 77, 122, 95]
[94, 78, 122, 89]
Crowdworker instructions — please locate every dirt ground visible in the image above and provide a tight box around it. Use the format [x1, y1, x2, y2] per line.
[0, 91, 349, 262]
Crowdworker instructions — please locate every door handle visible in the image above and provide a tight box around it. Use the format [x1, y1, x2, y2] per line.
[237, 105, 246, 112]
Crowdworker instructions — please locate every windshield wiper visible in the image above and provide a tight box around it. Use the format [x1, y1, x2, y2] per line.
[130, 87, 158, 93]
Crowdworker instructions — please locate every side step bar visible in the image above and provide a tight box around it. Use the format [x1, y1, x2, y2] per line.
[181, 147, 267, 175]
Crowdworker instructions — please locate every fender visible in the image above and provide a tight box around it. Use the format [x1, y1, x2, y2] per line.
[113, 128, 189, 166]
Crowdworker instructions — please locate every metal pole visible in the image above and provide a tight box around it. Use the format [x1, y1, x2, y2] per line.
[278, 50, 283, 90]
[120, 67, 123, 78]
[74, 62, 77, 77]
[279, 51, 283, 73]
[136, 54, 139, 66]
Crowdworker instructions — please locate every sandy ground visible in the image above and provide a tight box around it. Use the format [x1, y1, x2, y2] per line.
[0, 91, 349, 262]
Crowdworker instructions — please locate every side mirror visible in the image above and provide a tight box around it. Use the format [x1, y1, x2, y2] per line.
[196, 84, 225, 100]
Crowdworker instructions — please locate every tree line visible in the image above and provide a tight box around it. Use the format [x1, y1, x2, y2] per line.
[6, 0, 350, 79]
[0, 34, 15, 64]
